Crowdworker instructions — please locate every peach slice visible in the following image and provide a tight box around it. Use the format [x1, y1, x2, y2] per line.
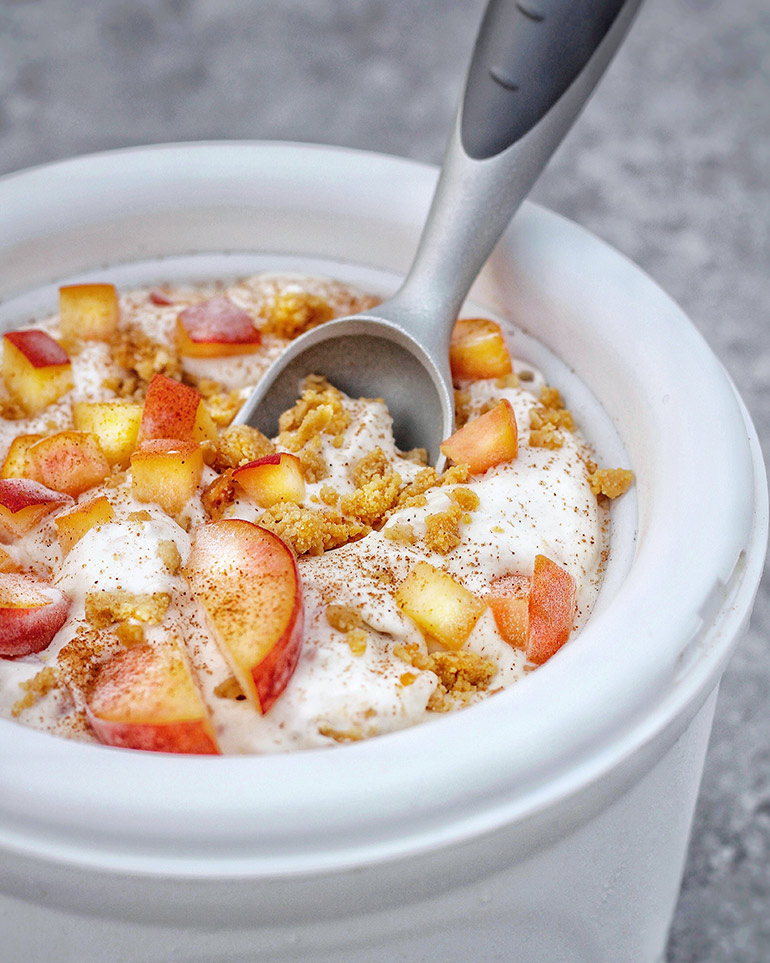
[185, 519, 304, 714]
[440, 399, 518, 474]
[233, 452, 305, 507]
[176, 296, 261, 358]
[138, 374, 217, 446]
[488, 574, 531, 650]
[395, 561, 486, 651]
[0, 573, 71, 657]
[148, 288, 175, 306]
[59, 283, 119, 341]
[72, 400, 143, 468]
[85, 640, 220, 754]
[2, 330, 73, 415]
[0, 434, 45, 479]
[55, 495, 115, 555]
[130, 439, 204, 516]
[450, 318, 513, 381]
[0, 478, 73, 538]
[527, 555, 576, 665]
[25, 431, 111, 497]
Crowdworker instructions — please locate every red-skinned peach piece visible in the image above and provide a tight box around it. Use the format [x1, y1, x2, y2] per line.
[59, 283, 119, 341]
[185, 519, 304, 714]
[0, 478, 73, 538]
[24, 431, 111, 497]
[450, 318, 513, 381]
[233, 452, 305, 507]
[2, 330, 73, 414]
[176, 296, 261, 358]
[0, 573, 71, 657]
[527, 555, 576, 665]
[488, 574, 531, 650]
[148, 288, 175, 306]
[440, 399, 518, 475]
[85, 640, 220, 754]
[130, 439, 203, 516]
[138, 374, 217, 446]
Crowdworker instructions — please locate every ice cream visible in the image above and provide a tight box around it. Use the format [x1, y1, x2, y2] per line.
[0, 274, 631, 753]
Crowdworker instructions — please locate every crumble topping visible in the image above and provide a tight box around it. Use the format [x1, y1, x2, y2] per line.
[529, 385, 576, 449]
[588, 467, 635, 499]
[85, 590, 172, 627]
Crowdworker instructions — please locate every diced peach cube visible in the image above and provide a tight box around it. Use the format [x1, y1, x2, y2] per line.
[85, 640, 220, 754]
[394, 561, 485, 651]
[527, 555, 576, 665]
[25, 431, 111, 497]
[233, 452, 305, 507]
[0, 478, 73, 538]
[488, 574, 531, 649]
[2, 330, 73, 415]
[440, 399, 518, 474]
[176, 296, 261, 358]
[72, 400, 142, 468]
[59, 283, 119, 341]
[138, 374, 217, 446]
[450, 318, 513, 381]
[131, 439, 204, 516]
[0, 434, 45, 479]
[55, 495, 115, 555]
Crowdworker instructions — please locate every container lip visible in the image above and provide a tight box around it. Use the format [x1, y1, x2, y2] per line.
[0, 141, 766, 877]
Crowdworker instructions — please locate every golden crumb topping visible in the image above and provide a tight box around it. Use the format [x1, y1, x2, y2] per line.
[109, 324, 182, 395]
[261, 291, 335, 340]
[195, 379, 245, 428]
[11, 666, 62, 717]
[256, 501, 369, 556]
[383, 522, 418, 545]
[326, 604, 364, 632]
[85, 590, 171, 627]
[277, 376, 350, 451]
[214, 676, 247, 701]
[424, 503, 464, 555]
[215, 424, 275, 470]
[529, 384, 575, 449]
[589, 467, 634, 499]
[339, 472, 402, 527]
[157, 539, 182, 574]
[394, 642, 496, 712]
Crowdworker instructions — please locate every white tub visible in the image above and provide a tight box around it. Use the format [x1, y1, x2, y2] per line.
[0, 143, 766, 963]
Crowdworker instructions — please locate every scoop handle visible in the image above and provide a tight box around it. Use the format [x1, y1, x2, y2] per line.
[390, 0, 643, 355]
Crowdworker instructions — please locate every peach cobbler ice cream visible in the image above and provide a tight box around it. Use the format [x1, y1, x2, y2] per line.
[0, 275, 631, 754]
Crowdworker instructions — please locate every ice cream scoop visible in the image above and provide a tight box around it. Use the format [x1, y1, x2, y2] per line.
[237, 0, 643, 464]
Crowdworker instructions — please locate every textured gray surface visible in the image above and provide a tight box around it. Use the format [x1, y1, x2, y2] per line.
[1, 1, 768, 960]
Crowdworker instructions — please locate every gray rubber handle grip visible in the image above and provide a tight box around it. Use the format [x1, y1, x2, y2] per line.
[462, 0, 628, 159]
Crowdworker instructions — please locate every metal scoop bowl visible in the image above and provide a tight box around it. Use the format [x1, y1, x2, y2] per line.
[236, 0, 642, 465]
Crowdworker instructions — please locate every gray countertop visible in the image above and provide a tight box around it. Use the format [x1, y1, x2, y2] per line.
[1, 1, 768, 960]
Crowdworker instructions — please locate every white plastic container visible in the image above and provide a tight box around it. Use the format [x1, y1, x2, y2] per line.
[0, 143, 766, 963]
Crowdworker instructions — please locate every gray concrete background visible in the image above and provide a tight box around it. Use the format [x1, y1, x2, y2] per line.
[1, 1, 768, 959]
